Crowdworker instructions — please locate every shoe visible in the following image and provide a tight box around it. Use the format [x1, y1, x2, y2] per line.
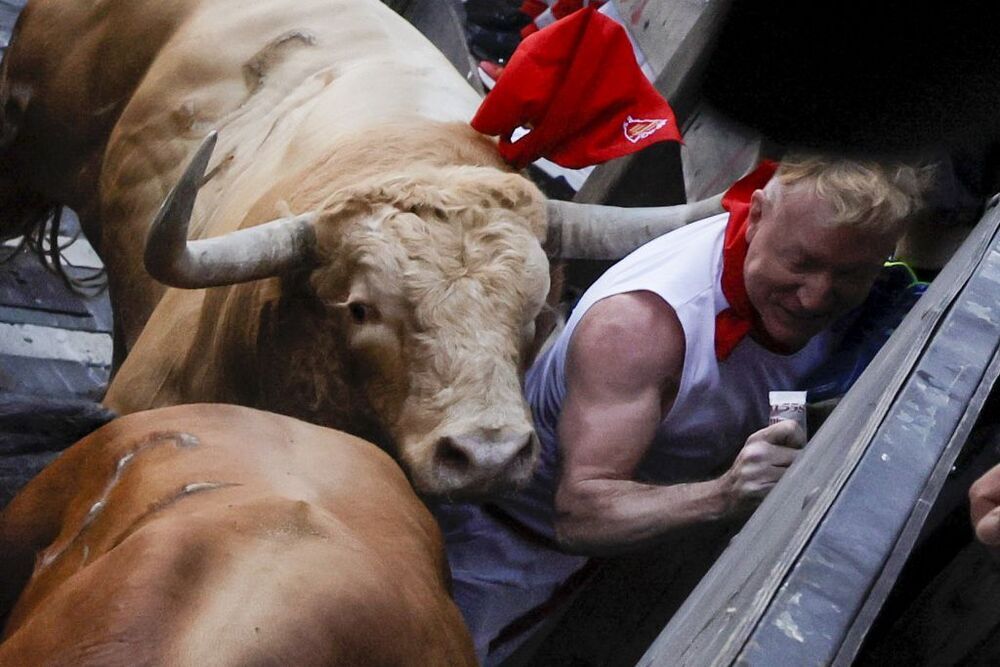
[467, 23, 522, 63]
[477, 60, 505, 89]
[465, 0, 531, 31]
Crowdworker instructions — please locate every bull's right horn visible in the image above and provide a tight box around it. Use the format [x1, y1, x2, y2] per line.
[144, 131, 318, 289]
[545, 193, 725, 260]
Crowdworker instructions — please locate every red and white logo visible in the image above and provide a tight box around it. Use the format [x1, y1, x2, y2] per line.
[623, 115, 668, 143]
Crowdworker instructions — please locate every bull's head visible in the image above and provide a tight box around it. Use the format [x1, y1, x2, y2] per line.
[145, 132, 722, 498]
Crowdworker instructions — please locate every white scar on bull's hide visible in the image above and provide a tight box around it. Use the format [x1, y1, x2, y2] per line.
[35, 432, 240, 573]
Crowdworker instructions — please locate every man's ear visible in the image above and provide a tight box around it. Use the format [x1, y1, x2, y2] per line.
[746, 189, 766, 243]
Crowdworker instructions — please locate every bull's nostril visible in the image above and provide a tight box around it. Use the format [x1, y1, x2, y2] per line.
[514, 435, 535, 463]
[506, 434, 537, 472]
[435, 437, 472, 472]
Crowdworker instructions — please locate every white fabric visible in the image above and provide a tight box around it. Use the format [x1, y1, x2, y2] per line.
[436, 214, 838, 664]
[599, 0, 656, 81]
[533, 7, 556, 28]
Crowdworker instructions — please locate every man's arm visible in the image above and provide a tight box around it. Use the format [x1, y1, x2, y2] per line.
[553, 291, 804, 556]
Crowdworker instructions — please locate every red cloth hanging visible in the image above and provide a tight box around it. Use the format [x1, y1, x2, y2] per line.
[471, 7, 680, 169]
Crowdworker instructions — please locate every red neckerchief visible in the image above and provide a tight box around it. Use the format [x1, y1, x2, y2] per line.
[715, 160, 787, 360]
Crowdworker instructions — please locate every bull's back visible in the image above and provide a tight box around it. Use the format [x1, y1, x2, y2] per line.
[100, 0, 482, 237]
[3, 0, 479, 215]
[0, 404, 475, 665]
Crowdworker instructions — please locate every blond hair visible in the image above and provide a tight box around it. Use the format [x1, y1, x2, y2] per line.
[771, 154, 934, 237]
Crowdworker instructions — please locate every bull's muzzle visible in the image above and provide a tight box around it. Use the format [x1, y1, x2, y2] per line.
[432, 427, 539, 495]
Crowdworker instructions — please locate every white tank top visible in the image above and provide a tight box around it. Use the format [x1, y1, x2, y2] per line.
[498, 213, 838, 537]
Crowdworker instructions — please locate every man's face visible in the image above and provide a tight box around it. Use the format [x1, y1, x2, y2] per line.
[744, 182, 900, 352]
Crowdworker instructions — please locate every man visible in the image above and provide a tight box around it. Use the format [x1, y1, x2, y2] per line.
[433, 155, 928, 664]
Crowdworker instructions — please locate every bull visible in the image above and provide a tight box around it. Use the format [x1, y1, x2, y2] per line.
[0, 0, 722, 497]
[0, 404, 477, 665]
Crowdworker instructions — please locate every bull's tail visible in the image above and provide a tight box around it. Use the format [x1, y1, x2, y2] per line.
[0, 159, 55, 245]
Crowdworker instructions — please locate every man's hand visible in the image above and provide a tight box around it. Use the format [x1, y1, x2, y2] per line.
[970, 463, 1000, 555]
[719, 419, 806, 516]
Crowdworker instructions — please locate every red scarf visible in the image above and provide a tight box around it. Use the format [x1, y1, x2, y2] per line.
[470, 7, 680, 169]
[715, 160, 786, 360]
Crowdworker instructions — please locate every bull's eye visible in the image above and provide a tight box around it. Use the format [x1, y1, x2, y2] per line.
[348, 301, 370, 324]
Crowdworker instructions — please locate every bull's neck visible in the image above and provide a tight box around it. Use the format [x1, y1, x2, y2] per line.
[175, 282, 268, 406]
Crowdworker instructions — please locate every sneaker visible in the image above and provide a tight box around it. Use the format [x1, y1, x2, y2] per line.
[477, 60, 506, 89]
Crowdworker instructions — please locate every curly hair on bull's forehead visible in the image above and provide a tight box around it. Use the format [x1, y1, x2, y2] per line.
[319, 165, 545, 225]
[772, 154, 936, 236]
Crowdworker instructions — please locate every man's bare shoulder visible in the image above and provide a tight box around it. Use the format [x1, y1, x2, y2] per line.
[568, 291, 685, 391]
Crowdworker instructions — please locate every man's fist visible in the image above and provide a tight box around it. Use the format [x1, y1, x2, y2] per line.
[970, 463, 1000, 554]
[720, 419, 807, 515]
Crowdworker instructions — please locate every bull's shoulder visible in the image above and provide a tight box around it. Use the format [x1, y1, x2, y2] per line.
[152, 495, 473, 664]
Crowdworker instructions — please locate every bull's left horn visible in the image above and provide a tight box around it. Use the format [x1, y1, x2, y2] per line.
[545, 193, 724, 260]
[144, 131, 318, 289]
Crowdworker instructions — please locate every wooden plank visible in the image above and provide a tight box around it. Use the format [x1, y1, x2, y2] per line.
[680, 105, 760, 201]
[0, 392, 114, 455]
[832, 349, 1000, 664]
[0, 305, 101, 333]
[0, 244, 111, 332]
[1, 266, 110, 331]
[0, 322, 111, 365]
[402, 0, 484, 96]
[638, 199, 1000, 666]
[0, 254, 92, 316]
[0, 354, 108, 400]
[616, 0, 730, 76]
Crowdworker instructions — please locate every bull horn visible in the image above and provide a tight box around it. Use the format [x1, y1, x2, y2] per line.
[144, 131, 318, 289]
[545, 193, 725, 260]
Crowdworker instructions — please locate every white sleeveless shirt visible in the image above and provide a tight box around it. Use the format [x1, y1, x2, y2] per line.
[497, 213, 838, 537]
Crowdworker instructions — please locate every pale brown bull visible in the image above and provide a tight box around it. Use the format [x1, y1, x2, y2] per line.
[0, 404, 476, 665]
[0, 0, 722, 497]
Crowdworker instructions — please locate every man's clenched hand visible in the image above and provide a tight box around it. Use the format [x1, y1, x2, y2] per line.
[719, 419, 806, 516]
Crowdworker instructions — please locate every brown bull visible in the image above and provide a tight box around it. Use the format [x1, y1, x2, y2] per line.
[0, 404, 476, 665]
[0, 0, 722, 497]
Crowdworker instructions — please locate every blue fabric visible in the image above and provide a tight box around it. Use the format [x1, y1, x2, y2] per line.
[803, 261, 928, 402]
